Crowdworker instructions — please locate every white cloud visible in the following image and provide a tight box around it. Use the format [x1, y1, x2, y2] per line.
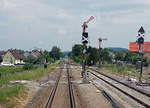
[3, 0, 17, 9]
[88, 3, 103, 9]
[58, 29, 67, 35]
[0, 0, 150, 50]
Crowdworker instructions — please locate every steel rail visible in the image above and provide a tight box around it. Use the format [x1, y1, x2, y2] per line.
[90, 71, 150, 108]
[45, 69, 62, 108]
[67, 64, 76, 108]
[90, 68, 150, 98]
[92, 81, 120, 108]
[102, 90, 120, 108]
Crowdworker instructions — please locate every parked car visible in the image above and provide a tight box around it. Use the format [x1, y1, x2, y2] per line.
[1, 62, 14, 66]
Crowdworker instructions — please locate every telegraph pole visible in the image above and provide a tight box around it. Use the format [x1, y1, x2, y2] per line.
[98, 38, 107, 68]
[136, 26, 145, 83]
[82, 16, 94, 83]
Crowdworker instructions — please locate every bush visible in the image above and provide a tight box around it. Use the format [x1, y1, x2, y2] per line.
[73, 56, 82, 63]
[23, 63, 33, 70]
[0, 67, 23, 74]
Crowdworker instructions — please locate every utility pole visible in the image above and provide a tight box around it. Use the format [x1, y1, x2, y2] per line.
[82, 16, 94, 83]
[98, 38, 107, 68]
[136, 26, 145, 83]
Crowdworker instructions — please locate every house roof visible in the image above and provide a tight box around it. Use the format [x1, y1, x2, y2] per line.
[0, 51, 6, 56]
[8, 49, 25, 60]
[129, 42, 150, 52]
[31, 50, 41, 57]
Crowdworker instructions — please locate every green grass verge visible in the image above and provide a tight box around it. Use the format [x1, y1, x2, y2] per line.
[0, 64, 57, 107]
[0, 66, 24, 74]
[102, 64, 139, 77]
[0, 84, 24, 104]
[0, 64, 57, 85]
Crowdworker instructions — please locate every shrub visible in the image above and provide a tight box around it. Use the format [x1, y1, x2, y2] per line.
[23, 63, 33, 70]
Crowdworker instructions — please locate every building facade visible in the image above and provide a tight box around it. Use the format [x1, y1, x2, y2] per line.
[2, 50, 25, 65]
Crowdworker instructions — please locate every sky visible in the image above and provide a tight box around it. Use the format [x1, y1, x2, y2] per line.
[0, 0, 150, 51]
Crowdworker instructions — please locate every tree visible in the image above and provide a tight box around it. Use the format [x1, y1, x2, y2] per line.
[50, 46, 62, 61]
[40, 50, 50, 63]
[24, 55, 37, 64]
[0, 56, 2, 63]
[115, 52, 124, 61]
[87, 47, 99, 66]
[124, 52, 142, 64]
[101, 48, 112, 64]
[71, 44, 83, 63]
[72, 44, 83, 57]
[68, 52, 72, 58]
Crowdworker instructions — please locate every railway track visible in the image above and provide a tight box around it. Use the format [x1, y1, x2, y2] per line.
[67, 64, 76, 108]
[89, 69, 150, 108]
[45, 64, 76, 108]
[45, 67, 62, 108]
[90, 68, 150, 97]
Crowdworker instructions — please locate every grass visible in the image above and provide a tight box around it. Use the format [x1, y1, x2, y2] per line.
[0, 64, 56, 86]
[101, 64, 139, 77]
[9, 64, 56, 80]
[0, 64, 57, 107]
[0, 84, 24, 105]
[0, 66, 24, 74]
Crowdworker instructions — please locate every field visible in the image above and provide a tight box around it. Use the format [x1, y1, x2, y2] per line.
[0, 64, 57, 107]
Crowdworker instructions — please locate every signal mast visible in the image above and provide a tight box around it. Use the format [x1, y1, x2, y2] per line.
[98, 38, 107, 68]
[82, 16, 94, 83]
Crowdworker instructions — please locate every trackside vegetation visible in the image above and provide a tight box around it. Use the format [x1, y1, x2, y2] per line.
[101, 64, 138, 77]
[0, 84, 24, 107]
[0, 64, 57, 107]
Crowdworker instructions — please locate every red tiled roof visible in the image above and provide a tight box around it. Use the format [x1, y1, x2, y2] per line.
[129, 42, 150, 52]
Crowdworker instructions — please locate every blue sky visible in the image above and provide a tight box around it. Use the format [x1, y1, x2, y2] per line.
[0, 0, 150, 51]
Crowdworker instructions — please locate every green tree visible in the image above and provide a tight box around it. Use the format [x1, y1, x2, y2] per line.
[72, 44, 83, 57]
[87, 47, 99, 66]
[71, 44, 83, 63]
[115, 52, 124, 61]
[124, 52, 142, 64]
[24, 55, 37, 64]
[40, 50, 50, 63]
[0, 56, 2, 63]
[50, 46, 62, 61]
[101, 48, 112, 64]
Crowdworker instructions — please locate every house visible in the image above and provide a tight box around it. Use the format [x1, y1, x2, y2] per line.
[24, 50, 41, 58]
[0, 51, 6, 64]
[31, 50, 41, 57]
[2, 49, 25, 65]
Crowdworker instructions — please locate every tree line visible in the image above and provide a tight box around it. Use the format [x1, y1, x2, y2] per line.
[69, 44, 149, 66]
[25, 46, 64, 65]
